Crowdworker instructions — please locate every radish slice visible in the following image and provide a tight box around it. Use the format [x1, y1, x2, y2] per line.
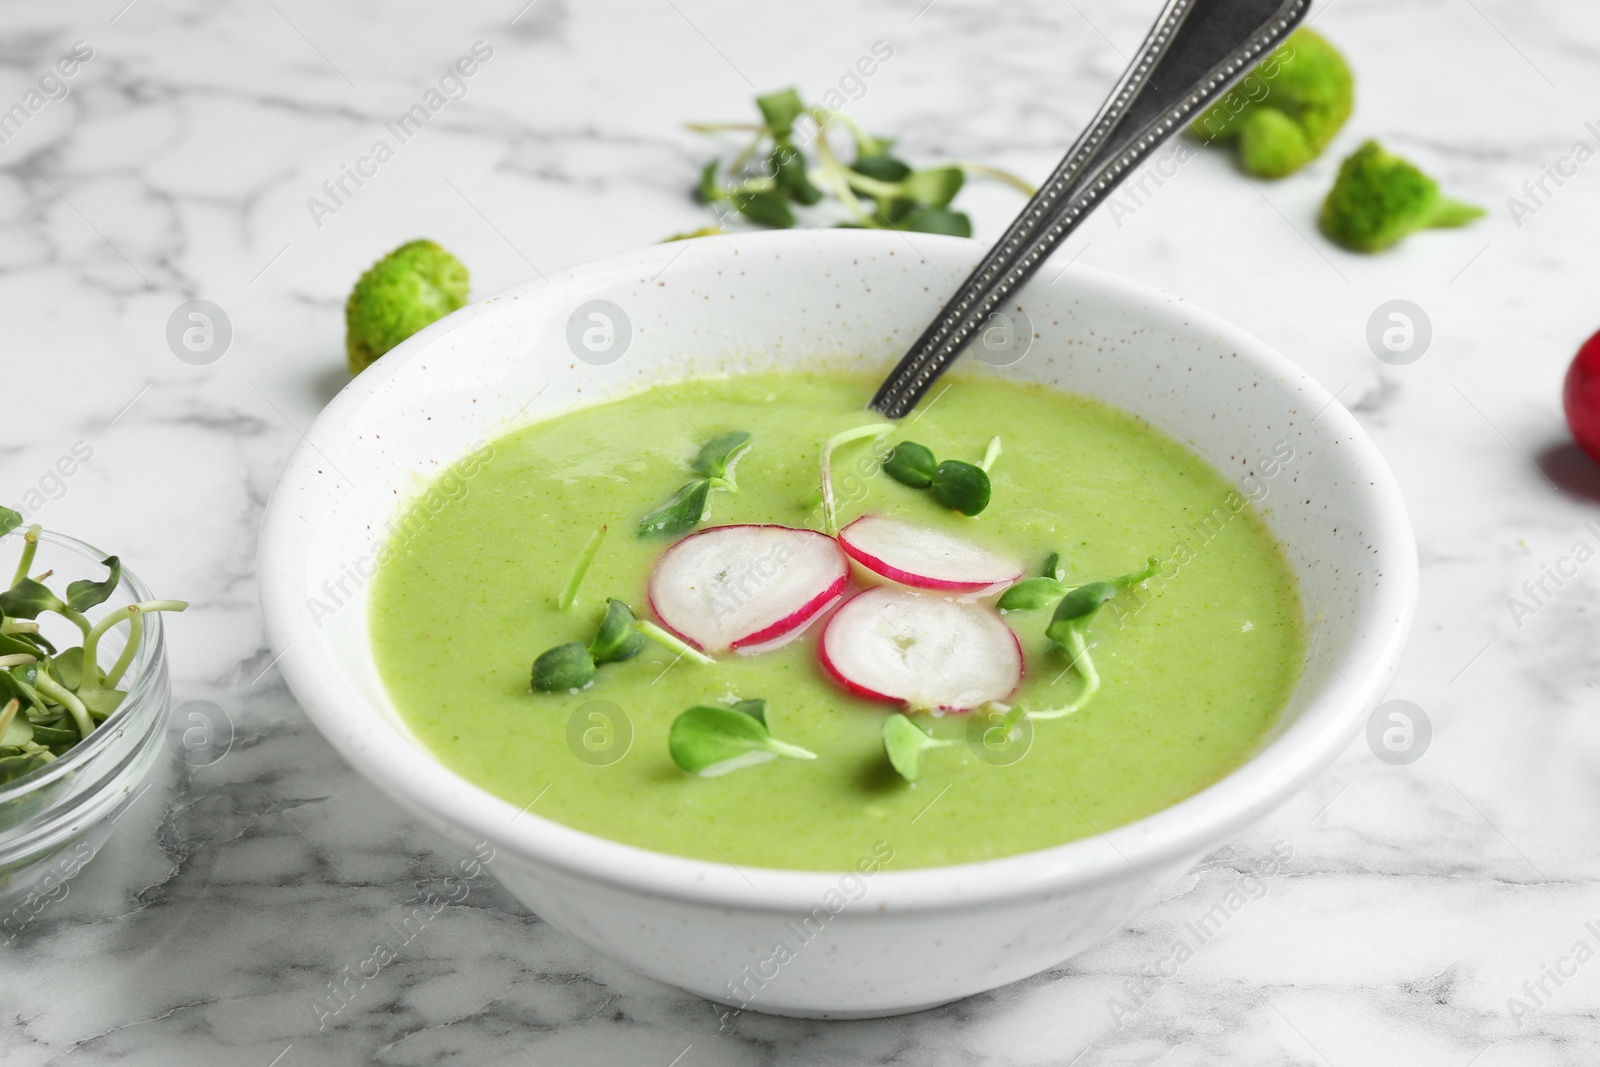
[819, 587, 1022, 711]
[838, 515, 1023, 593]
[649, 525, 850, 653]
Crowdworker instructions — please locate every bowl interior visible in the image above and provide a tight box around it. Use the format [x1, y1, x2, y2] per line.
[260, 230, 1415, 904]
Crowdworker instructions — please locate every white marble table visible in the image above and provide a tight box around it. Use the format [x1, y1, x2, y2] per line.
[4, 0, 1599, 1062]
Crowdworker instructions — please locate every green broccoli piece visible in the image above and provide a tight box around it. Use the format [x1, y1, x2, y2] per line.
[1319, 140, 1484, 252]
[1189, 28, 1352, 178]
[345, 240, 469, 375]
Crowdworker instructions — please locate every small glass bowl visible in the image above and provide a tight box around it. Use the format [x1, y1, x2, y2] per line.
[0, 530, 170, 922]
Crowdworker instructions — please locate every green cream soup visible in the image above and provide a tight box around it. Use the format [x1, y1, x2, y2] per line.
[370, 372, 1302, 871]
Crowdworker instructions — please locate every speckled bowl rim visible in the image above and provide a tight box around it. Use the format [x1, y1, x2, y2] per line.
[260, 230, 1417, 912]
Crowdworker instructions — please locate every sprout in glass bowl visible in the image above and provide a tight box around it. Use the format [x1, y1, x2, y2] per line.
[0, 508, 185, 918]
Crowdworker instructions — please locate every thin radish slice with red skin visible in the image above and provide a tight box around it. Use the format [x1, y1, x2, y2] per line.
[732, 595, 838, 657]
[838, 515, 1023, 593]
[648, 524, 850, 653]
[818, 587, 1023, 711]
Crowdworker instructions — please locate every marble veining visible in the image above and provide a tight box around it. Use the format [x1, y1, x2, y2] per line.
[3, 0, 1600, 1062]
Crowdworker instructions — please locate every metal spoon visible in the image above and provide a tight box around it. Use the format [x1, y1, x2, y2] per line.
[869, 0, 1310, 418]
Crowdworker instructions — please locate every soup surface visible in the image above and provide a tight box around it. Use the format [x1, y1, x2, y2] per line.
[370, 371, 1302, 870]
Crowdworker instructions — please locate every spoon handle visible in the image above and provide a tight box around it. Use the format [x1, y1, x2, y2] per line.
[869, 0, 1310, 419]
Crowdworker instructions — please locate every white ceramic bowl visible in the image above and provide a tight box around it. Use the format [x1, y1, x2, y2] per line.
[259, 230, 1416, 1018]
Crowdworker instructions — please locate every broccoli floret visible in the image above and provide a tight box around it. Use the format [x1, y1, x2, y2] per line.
[345, 240, 469, 374]
[1319, 140, 1484, 252]
[1189, 28, 1352, 178]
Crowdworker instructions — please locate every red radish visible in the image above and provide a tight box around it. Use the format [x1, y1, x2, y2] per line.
[1565, 329, 1600, 465]
[649, 525, 849, 653]
[729, 601, 834, 656]
[838, 515, 1022, 594]
[819, 587, 1022, 711]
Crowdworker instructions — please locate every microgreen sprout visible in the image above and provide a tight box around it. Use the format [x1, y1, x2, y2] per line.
[639, 431, 753, 538]
[692, 430, 753, 490]
[882, 712, 955, 782]
[1027, 557, 1160, 721]
[530, 643, 596, 692]
[638, 481, 711, 539]
[590, 598, 645, 663]
[882, 441, 937, 489]
[997, 551, 1072, 611]
[633, 619, 716, 666]
[679, 86, 1034, 239]
[0, 577, 65, 622]
[819, 422, 893, 535]
[882, 438, 997, 516]
[931, 460, 991, 516]
[531, 598, 647, 693]
[979, 436, 1002, 473]
[668, 698, 816, 776]
[8, 518, 36, 586]
[0, 507, 188, 783]
[558, 524, 609, 611]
